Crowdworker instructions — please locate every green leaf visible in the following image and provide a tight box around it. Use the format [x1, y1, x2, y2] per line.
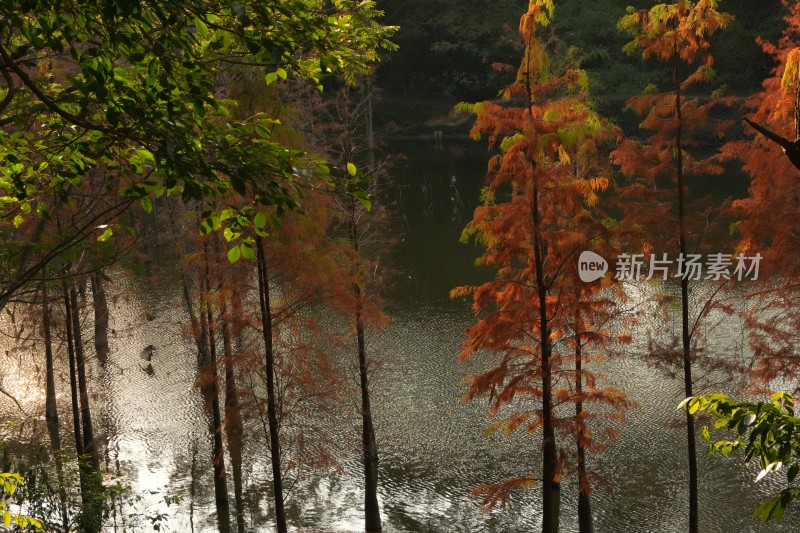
[194, 17, 209, 37]
[642, 83, 659, 95]
[499, 133, 525, 153]
[347, 162, 357, 176]
[254, 211, 267, 229]
[356, 191, 372, 211]
[241, 240, 255, 260]
[223, 227, 237, 242]
[141, 197, 153, 214]
[754, 498, 776, 522]
[97, 226, 113, 242]
[721, 444, 733, 456]
[227, 245, 241, 263]
[36, 202, 51, 221]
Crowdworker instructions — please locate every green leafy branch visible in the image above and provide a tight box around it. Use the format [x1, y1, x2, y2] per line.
[0, 473, 43, 531]
[683, 392, 800, 522]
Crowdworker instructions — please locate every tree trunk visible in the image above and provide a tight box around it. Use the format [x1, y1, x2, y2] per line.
[348, 197, 382, 532]
[680, 269, 698, 533]
[179, 247, 231, 533]
[356, 300, 381, 532]
[201, 246, 232, 533]
[190, 439, 198, 533]
[255, 236, 288, 533]
[189, 439, 197, 533]
[674, 48, 699, 533]
[535, 230, 560, 533]
[574, 322, 594, 533]
[526, 81, 560, 533]
[70, 284, 100, 472]
[65, 281, 103, 533]
[90, 271, 110, 366]
[63, 284, 83, 459]
[42, 288, 69, 531]
[222, 288, 245, 533]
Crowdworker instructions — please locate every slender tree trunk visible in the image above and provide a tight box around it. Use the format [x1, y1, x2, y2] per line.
[574, 318, 594, 533]
[63, 281, 96, 531]
[526, 78, 560, 533]
[190, 439, 198, 533]
[90, 272, 110, 366]
[63, 284, 83, 459]
[179, 245, 231, 533]
[70, 284, 100, 472]
[356, 298, 381, 532]
[348, 198, 382, 532]
[65, 281, 103, 533]
[222, 287, 245, 533]
[679, 245, 698, 533]
[534, 195, 560, 533]
[201, 244, 232, 533]
[43, 288, 69, 530]
[255, 236, 288, 533]
[675, 48, 698, 533]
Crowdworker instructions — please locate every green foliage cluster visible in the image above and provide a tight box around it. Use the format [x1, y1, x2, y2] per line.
[0, 0, 394, 220]
[0, 473, 42, 530]
[0, 0, 395, 303]
[687, 393, 800, 523]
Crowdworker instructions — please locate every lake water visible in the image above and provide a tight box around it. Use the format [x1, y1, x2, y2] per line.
[1, 140, 796, 532]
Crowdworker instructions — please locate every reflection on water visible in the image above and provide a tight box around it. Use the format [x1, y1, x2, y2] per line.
[0, 141, 797, 532]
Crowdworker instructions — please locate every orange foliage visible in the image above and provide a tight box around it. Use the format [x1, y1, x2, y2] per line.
[723, 1, 800, 275]
[617, 1, 732, 64]
[613, 0, 733, 258]
[454, 3, 630, 511]
[720, 1, 800, 385]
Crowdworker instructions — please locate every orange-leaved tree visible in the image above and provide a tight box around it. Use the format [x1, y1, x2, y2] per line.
[613, 2, 733, 533]
[720, 0, 800, 387]
[453, 2, 629, 532]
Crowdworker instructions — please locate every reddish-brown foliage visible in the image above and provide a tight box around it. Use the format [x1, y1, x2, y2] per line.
[453, 4, 630, 525]
[720, 1, 800, 386]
